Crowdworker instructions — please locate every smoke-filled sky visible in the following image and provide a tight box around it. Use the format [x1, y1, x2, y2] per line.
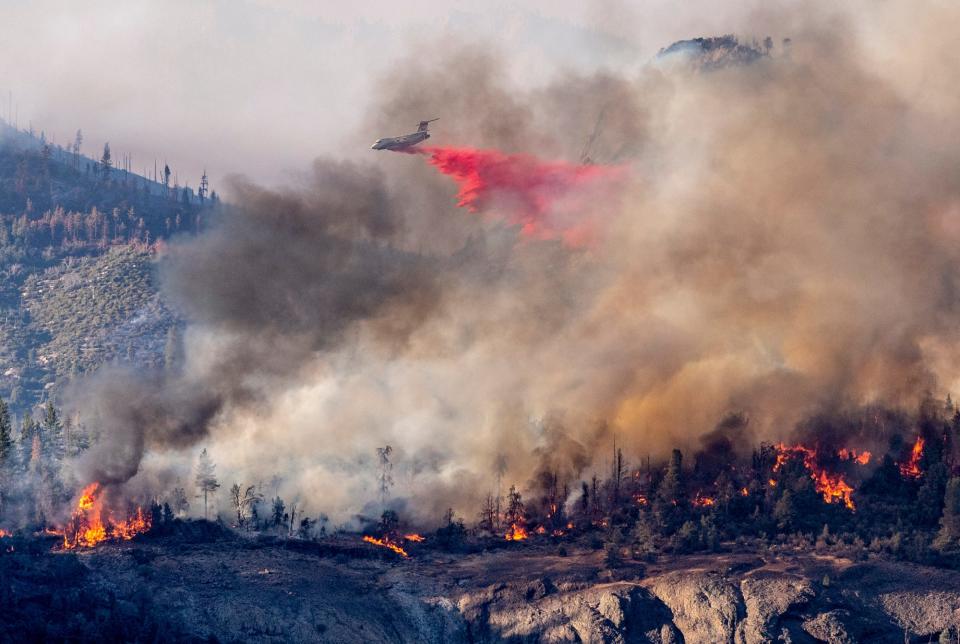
[0, 0, 812, 190]
[29, 1, 960, 523]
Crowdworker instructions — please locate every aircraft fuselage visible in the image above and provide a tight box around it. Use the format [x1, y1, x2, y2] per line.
[371, 131, 430, 150]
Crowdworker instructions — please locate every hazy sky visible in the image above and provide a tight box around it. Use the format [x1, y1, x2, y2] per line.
[0, 0, 779, 191]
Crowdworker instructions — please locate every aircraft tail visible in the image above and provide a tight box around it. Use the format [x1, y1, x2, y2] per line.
[417, 118, 439, 133]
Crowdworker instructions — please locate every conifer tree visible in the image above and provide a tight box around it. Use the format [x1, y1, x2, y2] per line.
[42, 402, 63, 461]
[19, 414, 36, 473]
[934, 477, 960, 551]
[194, 448, 220, 520]
[504, 485, 526, 531]
[658, 449, 686, 506]
[100, 142, 112, 181]
[0, 398, 12, 463]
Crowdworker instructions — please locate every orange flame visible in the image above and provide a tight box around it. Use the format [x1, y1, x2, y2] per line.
[505, 522, 529, 541]
[812, 470, 855, 510]
[634, 493, 649, 506]
[838, 448, 872, 465]
[0, 528, 10, 538]
[362, 535, 409, 557]
[58, 482, 152, 549]
[899, 436, 924, 479]
[774, 443, 864, 511]
[740, 487, 749, 496]
[403, 533, 425, 542]
[692, 493, 716, 507]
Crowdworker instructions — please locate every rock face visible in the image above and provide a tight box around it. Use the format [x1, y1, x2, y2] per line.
[736, 573, 814, 644]
[456, 581, 679, 643]
[436, 553, 960, 644]
[649, 572, 743, 643]
[4, 533, 960, 643]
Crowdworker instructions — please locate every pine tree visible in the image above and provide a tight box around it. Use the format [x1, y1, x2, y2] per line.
[934, 477, 960, 551]
[72, 129, 83, 170]
[100, 142, 112, 181]
[41, 402, 63, 461]
[659, 449, 686, 505]
[271, 496, 285, 527]
[171, 486, 189, 516]
[19, 415, 37, 473]
[0, 398, 12, 463]
[194, 448, 220, 520]
[504, 485, 526, 535]
[654, 449, 687, 533]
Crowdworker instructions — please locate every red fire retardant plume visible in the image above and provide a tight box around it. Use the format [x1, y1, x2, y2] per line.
[407, 146, 625, 247]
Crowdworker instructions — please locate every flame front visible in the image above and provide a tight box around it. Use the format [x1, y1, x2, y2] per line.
[692, 493, 716, 507]
[362, 535, 409, 557]
[899, 436, 924, 479]
[504, 522, 529, 541]
[773, 443, 868, 511]
[58, 483, 151, 550]
[838, 448, 872, 465]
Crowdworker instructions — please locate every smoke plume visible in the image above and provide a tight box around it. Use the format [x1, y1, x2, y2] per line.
[73, 4, 960, 523]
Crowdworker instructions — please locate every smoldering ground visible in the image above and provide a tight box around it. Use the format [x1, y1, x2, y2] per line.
[70, 3, 960, 523]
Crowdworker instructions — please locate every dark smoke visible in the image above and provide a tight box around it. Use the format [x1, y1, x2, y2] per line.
[74, 159, 441, 488]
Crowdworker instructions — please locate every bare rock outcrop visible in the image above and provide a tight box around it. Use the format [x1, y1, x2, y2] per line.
[735, 572, 814, 644]
[836, 562, 960, 639]
[457, 580, 679, 643]
[648, 571, 744, 643]
[802, 609, 862, 644]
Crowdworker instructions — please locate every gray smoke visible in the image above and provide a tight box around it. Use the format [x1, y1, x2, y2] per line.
[72, 3, 960, 523]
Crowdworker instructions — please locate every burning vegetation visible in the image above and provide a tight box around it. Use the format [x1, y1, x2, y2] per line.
[55, 483, 151, 550]
[362, 535, 409, 558]
[901, 436, 926, 479]
[2, 394, 960, 574]
[337, 401, 960, 568]
[771, 443, 870, 511]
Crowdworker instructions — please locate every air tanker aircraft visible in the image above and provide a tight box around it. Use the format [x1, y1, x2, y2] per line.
[371, 119, 438, 151]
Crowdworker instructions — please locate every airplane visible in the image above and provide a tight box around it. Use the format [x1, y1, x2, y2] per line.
[371, 119, 438, 151]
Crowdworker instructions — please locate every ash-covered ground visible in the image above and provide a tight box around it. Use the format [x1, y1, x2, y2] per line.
[3, 522, 960, 643]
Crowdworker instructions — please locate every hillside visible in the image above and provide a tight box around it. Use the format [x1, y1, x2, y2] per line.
[0, 119, 207, 414]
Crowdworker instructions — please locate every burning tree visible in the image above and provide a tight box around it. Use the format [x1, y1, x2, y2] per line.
[58, 483, 151, 549]
[503, 485, 528, 541]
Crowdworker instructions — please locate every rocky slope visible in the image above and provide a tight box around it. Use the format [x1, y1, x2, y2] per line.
[4, 527, 960, 643]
